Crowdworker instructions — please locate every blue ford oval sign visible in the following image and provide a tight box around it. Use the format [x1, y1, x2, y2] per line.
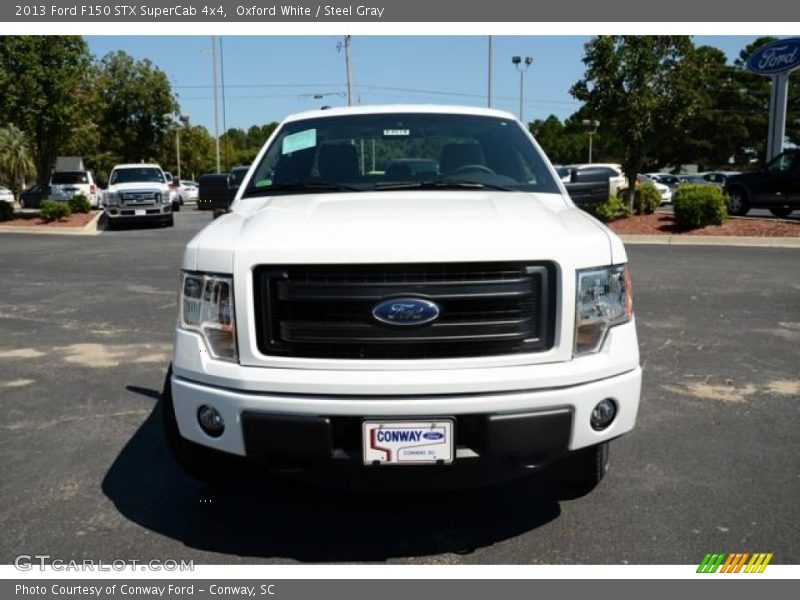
[423, 431, 445, 441]
[372, 298, 440, 326]
[746, 38, 800, 75]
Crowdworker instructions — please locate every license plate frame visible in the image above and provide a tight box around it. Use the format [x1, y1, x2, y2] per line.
[362, 419, 455, 466]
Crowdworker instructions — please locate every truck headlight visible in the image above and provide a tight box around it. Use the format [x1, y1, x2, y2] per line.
[179, 272, 237, 361]
[575, 265, 632, 356]
[105, 192, 120, 207]
[158, 192, 169, 204]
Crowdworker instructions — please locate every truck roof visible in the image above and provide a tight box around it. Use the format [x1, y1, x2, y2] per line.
[112, 163, 163, 170]
[283, 104, 519, 123]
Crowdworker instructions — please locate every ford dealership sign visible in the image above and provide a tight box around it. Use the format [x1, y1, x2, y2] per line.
[746, 38, 800, 75]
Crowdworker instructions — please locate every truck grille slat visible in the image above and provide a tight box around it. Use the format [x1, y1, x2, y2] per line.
[254, 262, 555, 360]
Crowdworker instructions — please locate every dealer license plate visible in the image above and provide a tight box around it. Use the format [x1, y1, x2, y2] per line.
[134, 209, 146, 216]
[362, 420, 454, 465]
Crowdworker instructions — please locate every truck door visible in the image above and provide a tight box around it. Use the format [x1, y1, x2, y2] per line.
[757, 152, 794, 205]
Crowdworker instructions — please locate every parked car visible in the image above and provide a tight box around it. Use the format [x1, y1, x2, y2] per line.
[677, 174, 716, 187]
[177, 180, 199, 203]
[724, 150, 799, 217]
[18, 184, 48, 209]
[102, 163, 174, 229]
[701, 171, 740, 186]
[163, 171, 182, 211]
[49, 168, 100, 208]
[637, 174, 672, 204]
[163, 105, 642, 494]
[566, 163, 628, 198]
[0, 185, 14, 204]
[644, 173, 681, 190]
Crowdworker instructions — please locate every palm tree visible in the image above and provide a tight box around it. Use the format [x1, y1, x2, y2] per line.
[0, 124, 36, 197]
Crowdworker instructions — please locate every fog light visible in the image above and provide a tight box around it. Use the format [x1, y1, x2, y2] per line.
[197, 405, 224, 437]
[590, 399, 617, 431]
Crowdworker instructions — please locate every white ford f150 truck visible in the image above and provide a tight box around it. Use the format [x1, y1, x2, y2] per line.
[164, 105, 641, 493]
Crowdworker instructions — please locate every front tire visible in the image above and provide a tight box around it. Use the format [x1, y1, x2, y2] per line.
[727, 187, 750, 216]
[550, 442, 610, 497]
[161, 366, 241, 485]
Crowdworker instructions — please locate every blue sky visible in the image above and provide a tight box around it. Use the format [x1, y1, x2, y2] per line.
[85, 36, 758, 133]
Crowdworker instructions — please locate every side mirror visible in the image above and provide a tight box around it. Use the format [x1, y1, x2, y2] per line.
[227, 174, 236, 189]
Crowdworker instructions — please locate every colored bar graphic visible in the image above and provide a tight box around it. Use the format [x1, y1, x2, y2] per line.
[697, 552, 772, 573]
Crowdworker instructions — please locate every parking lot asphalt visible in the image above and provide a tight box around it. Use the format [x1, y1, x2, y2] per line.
[0, 209, 798, 565]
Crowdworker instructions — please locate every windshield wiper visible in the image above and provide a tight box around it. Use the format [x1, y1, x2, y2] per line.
[241, 182, 362, 198]
[373, 179, 517, 192]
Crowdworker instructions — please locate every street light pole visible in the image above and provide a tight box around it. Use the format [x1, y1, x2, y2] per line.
[582, 119, 600, 164]
[164, 113, 190, 181]
[511, 55, 533, 123]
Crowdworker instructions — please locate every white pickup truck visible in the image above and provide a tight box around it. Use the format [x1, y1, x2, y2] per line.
[164, 105, 641, 493]
[103, 163, 174, 229]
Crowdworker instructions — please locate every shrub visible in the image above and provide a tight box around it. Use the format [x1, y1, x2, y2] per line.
[633, 182, 661, 215]
[673, 184, 729, 230]
[40, 199, 72, 222]
[583, 195, 629, 223]
[68, 193, 91, 214]
[0, 201, 13, 221]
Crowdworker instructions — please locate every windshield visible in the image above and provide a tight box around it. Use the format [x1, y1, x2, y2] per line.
[242, 112, 559, 197]
[51, 171, 88, 185]
[110, 167, 165, 185]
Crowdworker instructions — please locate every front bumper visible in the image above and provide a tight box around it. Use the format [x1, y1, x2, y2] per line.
[170, 366, 641, 465]
[105, 205, 172, 220]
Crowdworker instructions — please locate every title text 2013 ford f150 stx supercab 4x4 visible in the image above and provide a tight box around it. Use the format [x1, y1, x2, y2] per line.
[163, 105, 642, 493]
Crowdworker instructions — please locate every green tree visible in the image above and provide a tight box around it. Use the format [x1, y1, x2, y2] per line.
[530, 115, 587, 165]
[94, 51, 177, 164]
[571, 36, 702, 212]
[166, 124, 215, 181]
[0, 36, 93, 185]
[0, 124, 36, 194]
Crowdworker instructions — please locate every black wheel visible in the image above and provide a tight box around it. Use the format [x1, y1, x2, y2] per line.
[161, 366, 241, 485]
[727, 187, 750, 216]
[172, 202, 181, 212]
[769, 206, 793, 219]
[166, 215, 174, 227]
[550, 442, 610, 497]
[106, 219, 116, 231]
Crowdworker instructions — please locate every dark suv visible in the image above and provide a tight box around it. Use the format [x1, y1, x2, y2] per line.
[725, 150, 799, 218]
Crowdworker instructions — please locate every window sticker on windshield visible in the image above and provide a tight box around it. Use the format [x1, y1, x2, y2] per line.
[282, 129, 317, 155]
[255, 178, 272, 187]
[383, 129, 410, 136]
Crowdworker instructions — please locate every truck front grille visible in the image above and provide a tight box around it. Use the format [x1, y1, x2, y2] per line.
[253, 262, 556, 360]
[120, 191, 159, 207]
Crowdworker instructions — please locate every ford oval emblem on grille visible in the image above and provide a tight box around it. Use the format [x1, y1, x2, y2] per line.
[372, 297, 440, 327]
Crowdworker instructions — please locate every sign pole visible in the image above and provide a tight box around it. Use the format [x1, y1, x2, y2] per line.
[766, 73, 789, 162]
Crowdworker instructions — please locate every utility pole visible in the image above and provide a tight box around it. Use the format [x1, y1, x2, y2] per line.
[211, 35, 221, 173]
[511, 55, 533, 123]
[487, 36, 493, 107]
[344, 35, 353, 106]
[220, 37, 228, 170]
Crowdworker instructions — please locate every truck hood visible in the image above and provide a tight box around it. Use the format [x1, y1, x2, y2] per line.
[184, 191, 622, 272]
[107, 182, 169, 192]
